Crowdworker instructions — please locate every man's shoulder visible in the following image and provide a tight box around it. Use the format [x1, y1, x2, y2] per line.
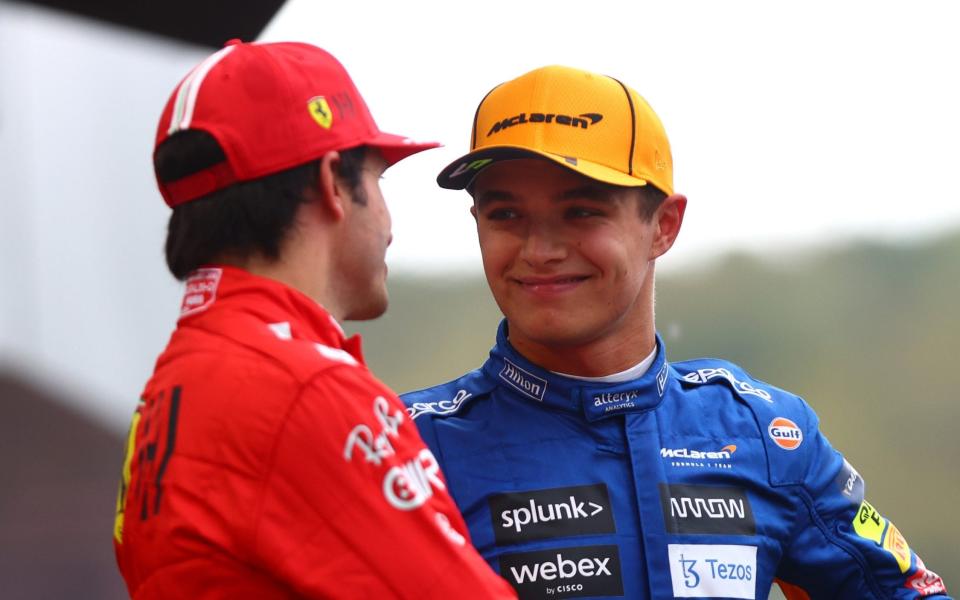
[173, 308, 364, 385]
[671, 356, 809, 412]
[401, 369, 496, 421]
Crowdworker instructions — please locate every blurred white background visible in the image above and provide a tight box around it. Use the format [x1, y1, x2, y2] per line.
[1, 0, 958, 430]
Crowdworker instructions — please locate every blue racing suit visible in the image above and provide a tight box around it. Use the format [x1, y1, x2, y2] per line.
[402, 321, 950, 600]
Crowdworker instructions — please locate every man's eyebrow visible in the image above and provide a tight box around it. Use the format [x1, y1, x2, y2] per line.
[557, 185, 615, 202]
[474, 189, 515, 208]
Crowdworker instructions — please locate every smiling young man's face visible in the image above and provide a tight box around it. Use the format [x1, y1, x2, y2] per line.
[471, 158, 684, 372]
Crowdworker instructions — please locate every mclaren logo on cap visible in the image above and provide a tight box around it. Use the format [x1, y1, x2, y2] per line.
[487, 112, 603, 137]
[308, 96, 333, 129]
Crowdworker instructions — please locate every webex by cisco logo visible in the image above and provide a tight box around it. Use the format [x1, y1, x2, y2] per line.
[488, 484, 614, 544]
[659, 483, 756, 535]
[499, 545, 623, 600]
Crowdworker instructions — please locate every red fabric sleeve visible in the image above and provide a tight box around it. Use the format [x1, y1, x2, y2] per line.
[252, 365, 516, 599]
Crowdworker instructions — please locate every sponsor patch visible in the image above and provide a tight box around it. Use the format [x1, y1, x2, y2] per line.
[656, 361, 670, 396]
[660, 445, 737, 470]
[767, 417, 803, 450]
[587, 388, 643, 418]
[499, 358, 548, 402]
[407, 389, 473, 420]
[681, 367, 773, 402]
[308, 96, 333, 129]
[835, 458, 865, 504]
[659, 484, 756, 535]
[883, 523, 912, 573]
[499, 545, 623, 600]
[853, 500, 887, 544]
[179, 268, 222, 317]
[489, 484, 615, 544]
[905, 558, 947, 596]
[343, 397, 446, 511]
[668, 544, 757, 599]
[448, 158, 494, 179]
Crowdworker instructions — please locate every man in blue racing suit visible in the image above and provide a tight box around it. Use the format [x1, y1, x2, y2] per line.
[401, 65, 951, 599]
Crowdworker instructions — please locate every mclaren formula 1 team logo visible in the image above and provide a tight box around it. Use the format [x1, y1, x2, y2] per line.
[308, 96, 333, 129]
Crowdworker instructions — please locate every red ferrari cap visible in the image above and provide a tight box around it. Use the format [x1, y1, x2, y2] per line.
[155, 39, 439, 207]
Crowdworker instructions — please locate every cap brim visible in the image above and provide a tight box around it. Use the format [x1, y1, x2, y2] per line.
[436, 145, 650, 190]
[367, 131, 440, 166]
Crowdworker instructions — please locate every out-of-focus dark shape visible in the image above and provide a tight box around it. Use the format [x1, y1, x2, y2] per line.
[0, 370, 126, 599]
[6, 0, 286, 47]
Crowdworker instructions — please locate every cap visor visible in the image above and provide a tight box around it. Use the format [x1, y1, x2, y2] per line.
[367, 131, 440, 166]
[436, 145, 649, 190]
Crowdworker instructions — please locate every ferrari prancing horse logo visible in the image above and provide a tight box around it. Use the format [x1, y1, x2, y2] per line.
[308, 96, 333, 129]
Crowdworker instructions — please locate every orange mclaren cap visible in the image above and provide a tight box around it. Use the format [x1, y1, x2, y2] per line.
[437, 65, 673, 195]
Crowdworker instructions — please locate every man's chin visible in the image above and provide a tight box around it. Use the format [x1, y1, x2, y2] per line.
[507, 315, 597, 348]
[342, 296, 388, 322]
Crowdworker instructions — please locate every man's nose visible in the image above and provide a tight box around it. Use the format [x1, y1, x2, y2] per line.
[519, 223, 566, 265]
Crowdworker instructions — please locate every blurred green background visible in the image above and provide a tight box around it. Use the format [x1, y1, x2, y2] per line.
[347, 230, 960, 587]
[4, 231, 954, 598]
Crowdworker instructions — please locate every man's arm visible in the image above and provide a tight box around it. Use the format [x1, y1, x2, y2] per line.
[777, 420, 950, 599]
[252, 366, 516, 599]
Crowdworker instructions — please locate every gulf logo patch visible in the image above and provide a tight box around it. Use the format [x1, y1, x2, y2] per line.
[768, 417, 803, 450]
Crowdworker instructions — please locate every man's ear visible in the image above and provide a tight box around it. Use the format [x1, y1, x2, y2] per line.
[469, 203, 478, 221]
[316, 150, 347, 222]
[650, 193, 687, 259]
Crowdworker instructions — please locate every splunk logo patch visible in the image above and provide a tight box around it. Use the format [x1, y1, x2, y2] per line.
[659, 484, 756, 535]
[488, 484, 615, 544]
[486, 112, 603, 137]
[499, 545, 623, 600]
[499, 359, 548, 401]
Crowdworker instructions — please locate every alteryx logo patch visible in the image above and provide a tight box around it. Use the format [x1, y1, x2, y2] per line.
[499, 545, 623, 600]
[668, 544, 757, 599]
[487, 112, 603, 137]
[590, 388, 642, 416]
[659, 484, 756, 535]
[489, 484, 615, 544]
[499, 359, 547, 402]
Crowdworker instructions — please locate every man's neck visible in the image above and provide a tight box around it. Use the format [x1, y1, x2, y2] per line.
[508, 320, 657, 378]
[215, 250, 341, 320]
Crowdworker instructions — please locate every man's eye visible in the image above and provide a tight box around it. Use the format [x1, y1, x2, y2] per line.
[485, 208, 518, 221]
[567, 207, 602, 218]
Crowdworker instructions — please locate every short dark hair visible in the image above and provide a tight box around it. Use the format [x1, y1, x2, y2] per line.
[156, 130, 367, 280]
[635, 184, 667, 221]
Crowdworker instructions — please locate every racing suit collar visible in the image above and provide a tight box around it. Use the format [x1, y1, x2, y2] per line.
[482, 319, 671, 421]
[181, 265, 365, 362]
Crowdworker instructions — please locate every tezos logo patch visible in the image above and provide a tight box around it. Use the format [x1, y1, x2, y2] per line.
[499, 545, 622, 600]
[488, 484, 614, 544]
[659, 484, 756, 535]
[668, 544, 757, 599]
[767, 417, 803, 450]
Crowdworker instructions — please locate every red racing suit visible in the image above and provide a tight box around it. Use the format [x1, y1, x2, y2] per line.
[113, 266, 516, 599]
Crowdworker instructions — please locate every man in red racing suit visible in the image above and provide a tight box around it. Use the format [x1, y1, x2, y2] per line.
[112, 40, 515, 599]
